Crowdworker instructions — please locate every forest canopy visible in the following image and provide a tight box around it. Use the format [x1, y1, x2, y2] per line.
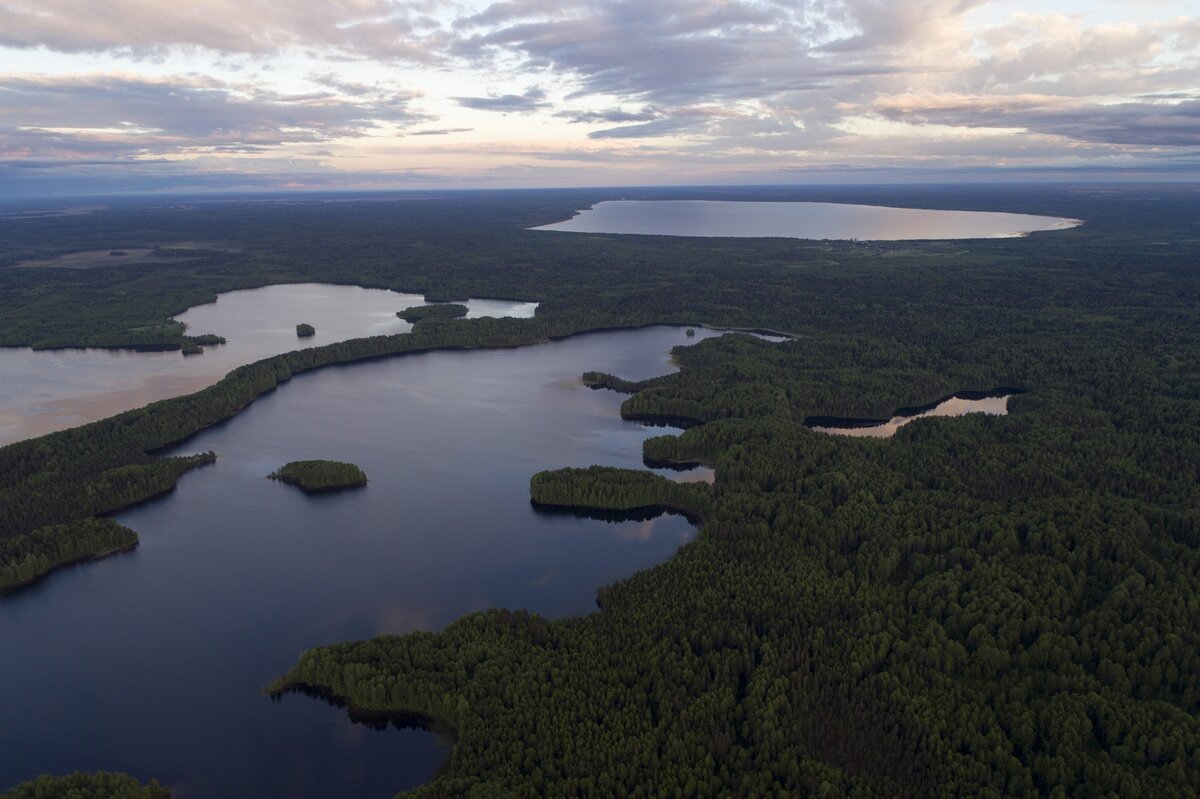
[2, 184, 1199, 796]
[269, 460, 368, 493]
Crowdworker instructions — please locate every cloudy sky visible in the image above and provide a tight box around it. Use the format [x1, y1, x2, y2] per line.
[1, 0, 1198, 194]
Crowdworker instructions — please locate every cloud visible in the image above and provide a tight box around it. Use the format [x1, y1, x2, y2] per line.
[407, 127, 474, 135]
[871, 92, 1200, 147]
[588, 119, 694, 139]
[0, 0, 446, 61]
[559, 107, 660, 124]
[0, 72, 429, 161]
[2, 0, 1199, 191]
[453, 85, 548, 112]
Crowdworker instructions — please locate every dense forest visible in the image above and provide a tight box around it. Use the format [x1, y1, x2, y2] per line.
[269, 459, 368, 493]
[530, 465, 712, 522]
[398, 303, 470, 322]
[3, 184, 1200, 795]
[0, 772, 169, 799]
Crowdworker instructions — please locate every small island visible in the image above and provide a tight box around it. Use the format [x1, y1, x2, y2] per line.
[397, 303, 469, 323]
[268, 460, 367, 493]
[296, 323, 315, 337]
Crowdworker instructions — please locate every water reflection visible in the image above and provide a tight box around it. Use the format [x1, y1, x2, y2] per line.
[0, 284, 537, 446]
[809, 392, 1012, 438]
[0, 325, 723, 798]
[533, 200, 1081, 240]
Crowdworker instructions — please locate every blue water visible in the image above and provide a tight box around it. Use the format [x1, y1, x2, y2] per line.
[0, 325, 729, 799]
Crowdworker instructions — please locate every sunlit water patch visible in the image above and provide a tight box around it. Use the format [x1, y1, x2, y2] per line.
[533, 200, 1080, 240]
[808, 392, 1013, 438]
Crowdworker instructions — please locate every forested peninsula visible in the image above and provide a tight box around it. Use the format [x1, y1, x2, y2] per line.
[3, 185, 1200, 796]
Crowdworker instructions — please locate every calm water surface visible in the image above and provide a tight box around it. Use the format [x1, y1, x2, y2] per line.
[533, 200, 1081, 240]
[0, 325, 731, 799]
[810, 393, 1011, 438]
[0, 284, 537, 445]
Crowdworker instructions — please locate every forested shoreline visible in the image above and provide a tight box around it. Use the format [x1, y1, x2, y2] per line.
[3, 184, 1199, 796]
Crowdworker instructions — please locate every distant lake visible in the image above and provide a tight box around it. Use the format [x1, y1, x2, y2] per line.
[532, 200, 1081, 240]
[0, 284, 537, 445]
[0, 325, 735, 799]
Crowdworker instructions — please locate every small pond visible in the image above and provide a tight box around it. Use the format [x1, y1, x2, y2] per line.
[808, 392, 1012, 438]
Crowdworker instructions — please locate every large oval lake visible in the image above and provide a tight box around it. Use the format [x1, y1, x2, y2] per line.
[0, 284, 537, 446]
[532, 200, 1081, 240]
[0, 325, 732, 799]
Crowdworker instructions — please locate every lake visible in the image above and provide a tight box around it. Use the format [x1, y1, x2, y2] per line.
[532, 200, 1081, 240]
[0, 284, 537, 446]
[0, 325, 730, 799]
[808, 392, 1012, 438]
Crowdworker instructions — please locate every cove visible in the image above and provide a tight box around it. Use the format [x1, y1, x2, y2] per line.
[0, 283, 537, 446]
[532, 200, 1081, 240]
[807, 390, 1015, 438]
[0, 325, 729, 799]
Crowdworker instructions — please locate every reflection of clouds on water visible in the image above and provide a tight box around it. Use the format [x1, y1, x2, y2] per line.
[667, 466, 715, 484]
[530, 567, 556, 587]
[814, 394, 1010, 438]
[0, 284, 540, 446]
[375, 604, 436, 636]
[535, 201, 1081, 241]
[617, 519, 660, 542]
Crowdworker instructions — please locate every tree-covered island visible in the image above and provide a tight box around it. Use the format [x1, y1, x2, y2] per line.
[397, 303, 469, 322]
[269, 460, 368, 493]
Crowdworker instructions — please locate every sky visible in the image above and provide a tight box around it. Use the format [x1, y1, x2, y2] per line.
[1, 0, 1198, 195]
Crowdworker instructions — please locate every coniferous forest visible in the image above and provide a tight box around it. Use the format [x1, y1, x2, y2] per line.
[2, 184, 1199, 797]
[269, 460, 368, 492]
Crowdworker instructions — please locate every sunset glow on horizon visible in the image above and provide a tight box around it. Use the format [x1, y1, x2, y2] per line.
[1, 0, 1197, 195]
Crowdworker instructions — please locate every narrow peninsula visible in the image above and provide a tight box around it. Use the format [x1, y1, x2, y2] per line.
[269, 460, 367, 493]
